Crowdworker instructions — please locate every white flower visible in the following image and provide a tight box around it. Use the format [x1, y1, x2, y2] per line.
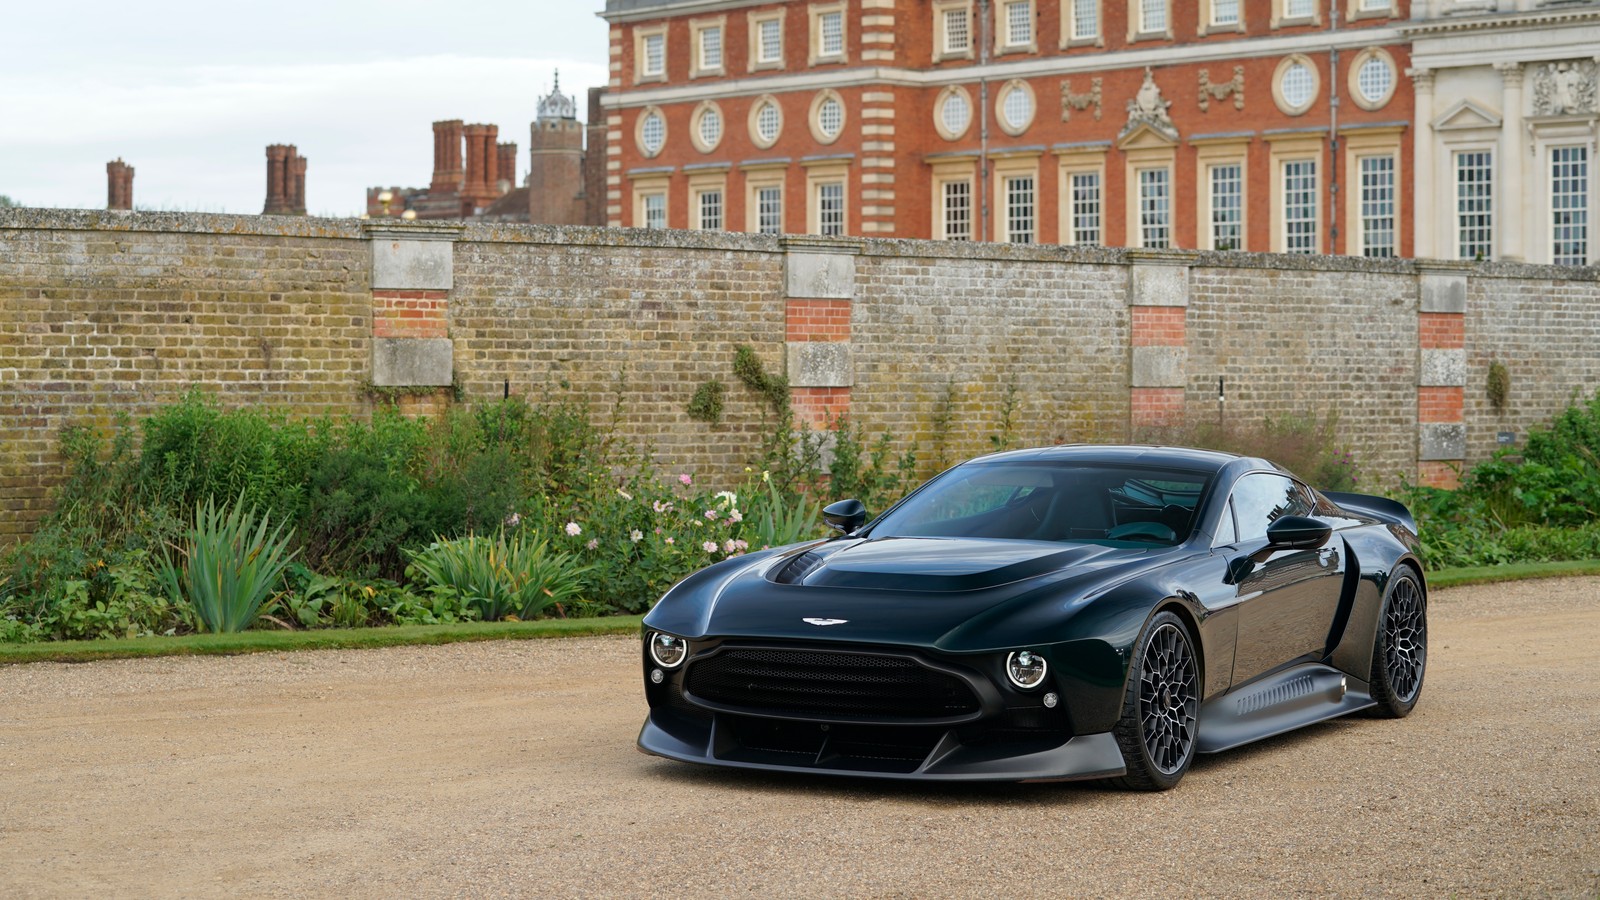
[586, 538, 599, 551]
[630, 530, 644, 543]
[565, 522, 582, 537]
[617, 488, 633, 501]
[729, 510, 743, 524]
[702, 541, 719, 553]
[715, 490, 738, 508]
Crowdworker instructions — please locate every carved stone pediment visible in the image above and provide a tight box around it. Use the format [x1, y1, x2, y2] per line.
[1531, 60, 1598, 116]
[1432, 99, 1502, 132]
[1120, 67, 1178, 143]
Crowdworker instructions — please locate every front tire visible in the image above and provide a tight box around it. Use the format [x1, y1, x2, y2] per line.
[1110, 610, 1200, 791]
[1368, 568, 1427, 718]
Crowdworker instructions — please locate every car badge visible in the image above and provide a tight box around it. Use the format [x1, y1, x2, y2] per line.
[803, 618, 848, 626]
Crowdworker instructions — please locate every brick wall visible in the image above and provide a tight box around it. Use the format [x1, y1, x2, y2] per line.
[3, 207, 1598, 540]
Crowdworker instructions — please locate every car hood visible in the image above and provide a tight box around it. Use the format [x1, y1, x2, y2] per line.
[647, 537, 1156, 649]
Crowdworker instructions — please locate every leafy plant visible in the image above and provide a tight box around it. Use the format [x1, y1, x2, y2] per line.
[742, 474, 823, 549]
[157, 495, 298, 634]
[406, 529, 590, 621]
[687, 380, 726, 424]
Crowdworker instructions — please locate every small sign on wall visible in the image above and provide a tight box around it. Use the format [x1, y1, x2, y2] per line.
[1497, 431, 1517, 446]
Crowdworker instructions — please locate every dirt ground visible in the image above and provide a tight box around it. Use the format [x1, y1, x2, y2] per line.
[2, 578, 1597, 899]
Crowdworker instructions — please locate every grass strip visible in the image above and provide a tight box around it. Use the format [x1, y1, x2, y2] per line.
[1428, 559, 1600, 589]
[0, 616, 643, 665]
[6, 559, 1600, 666]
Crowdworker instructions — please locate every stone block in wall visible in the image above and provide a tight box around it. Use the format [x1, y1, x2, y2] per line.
[1419, 423, 1467, 461]
[787, 342, 854, 388]
[785, 252, 855, 300]
[1419, 271, 1467, 314]
[1420, 348, 1467, 387]
[1132, 345, 1187, 388]
[373, 338, 454, 387]
[367, 223, 462, 291]
[1129, 255, 1190, 307]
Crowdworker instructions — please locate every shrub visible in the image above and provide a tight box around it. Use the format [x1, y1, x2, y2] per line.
[406, 529, 590, 621]
[1138, 412, 1361, 491]
[157, 495, 298, 634]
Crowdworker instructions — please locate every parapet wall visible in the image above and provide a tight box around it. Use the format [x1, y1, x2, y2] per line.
[3, 208, 1598, 539]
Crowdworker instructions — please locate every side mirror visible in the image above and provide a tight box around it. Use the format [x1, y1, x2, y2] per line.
[822, 499, 868, 535]
[1266, 515, 1332, 550]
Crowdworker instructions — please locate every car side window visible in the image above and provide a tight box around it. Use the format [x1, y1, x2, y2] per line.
[1229, 473, 1314, 543]
[1214, 498, 1238, 545]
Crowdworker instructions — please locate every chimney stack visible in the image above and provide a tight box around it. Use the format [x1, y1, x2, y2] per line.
[461, 123, 499, 214]
[497, 142, 519, 192]
[431, 120, 465, 193]
[264, 145, 307, 215]
[106, 159, 134, 210]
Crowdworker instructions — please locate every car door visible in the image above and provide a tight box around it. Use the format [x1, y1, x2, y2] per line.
[1226, 473, 1345, 687]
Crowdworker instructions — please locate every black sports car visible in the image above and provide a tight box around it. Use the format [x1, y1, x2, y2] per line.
[637, 445, 1426, 789]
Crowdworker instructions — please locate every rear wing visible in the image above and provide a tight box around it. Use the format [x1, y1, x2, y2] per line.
[1324, 491, 1417, 535]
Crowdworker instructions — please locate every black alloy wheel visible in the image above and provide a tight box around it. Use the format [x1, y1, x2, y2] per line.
[1111, 610, 1200, 791]
[1369, 569, 1427, 718]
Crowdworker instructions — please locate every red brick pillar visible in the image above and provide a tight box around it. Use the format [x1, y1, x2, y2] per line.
[1417, 266, 1469, 488]
[1127, 252, 1191, 432]
[431, 120, 465, 193]
[497, 142, 518, 191]
[461, 124, 499, 214]
[264, 145, 289, 214]
[106, 159, 134, 210]
[290, 153, 308, 215]
[782, 239, 858, 430]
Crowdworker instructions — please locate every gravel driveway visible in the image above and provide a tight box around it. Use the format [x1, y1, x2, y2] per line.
[2, 578, 1597, 899]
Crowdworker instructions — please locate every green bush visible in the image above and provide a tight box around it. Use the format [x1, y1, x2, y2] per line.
[406, 529, 590, 621]
[157, 495, 298, 634]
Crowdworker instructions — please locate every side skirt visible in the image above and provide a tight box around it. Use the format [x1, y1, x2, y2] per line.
[1196, 663, 1375, 754]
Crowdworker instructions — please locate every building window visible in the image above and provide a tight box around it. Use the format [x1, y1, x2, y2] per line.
[995, 80, 1036, 136]
[1359, 155, 1396, 258]
[1283, 159, 1318, 254]
[642, 33, 665, 78]
[810, 90, 847, 144]
[1138, 168, 1171, 248]
[1210, 163, 1243, 250]
[935, 86, 973, 140]
[696, 189, 723, 231]
[1551, 145, 1590, 266]
[1071, 172, 1102, 245]
[944, 6, 970, 54]
[1212, 0, 1240, 25]
[1138, 0, 1169, 35]
[1274, 54, 1320, 116]
[1070, 0, 1100, 41]
[817, 181, 845, 236]
[1005, 175, 1036, 244]
[759, 17, 783, 64]
[1455, 150, 1493, 261]
[1002, 1, 1034, 49]
[1284, 0, 1315, 18]
[757, 186, 783, 235]
[693, 23, 725, 76]
[691, 102, 724, 154]
[644, 193, 666, 229]
[637, 108, 667, 157]
[750, 96, 784, 149]
[1349, 48, 1397, 111]
[943, 180, 973, 241]
[810, 5, 847, 64]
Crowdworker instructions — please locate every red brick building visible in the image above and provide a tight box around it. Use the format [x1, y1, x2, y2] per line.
[598, 0, 1415, 257]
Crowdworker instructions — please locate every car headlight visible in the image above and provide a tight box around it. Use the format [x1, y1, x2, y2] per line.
[1006, 650, 1048, 689]
[648, 632, 687, 669]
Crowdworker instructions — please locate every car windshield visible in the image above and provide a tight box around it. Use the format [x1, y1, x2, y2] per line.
[867, 462, 1211, 547]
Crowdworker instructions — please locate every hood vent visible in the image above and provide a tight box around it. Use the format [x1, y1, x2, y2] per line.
[771, 551, 825, 585]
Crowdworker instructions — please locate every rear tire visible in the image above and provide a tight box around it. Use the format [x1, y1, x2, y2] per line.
[1109, 610, 1200, 791]
[1368, 569, 1427, 718]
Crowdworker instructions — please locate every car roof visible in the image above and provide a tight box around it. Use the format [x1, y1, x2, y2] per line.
[967, 444, 1255, 475]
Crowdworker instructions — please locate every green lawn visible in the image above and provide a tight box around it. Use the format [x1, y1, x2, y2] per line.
[4, 559, 1598, 666]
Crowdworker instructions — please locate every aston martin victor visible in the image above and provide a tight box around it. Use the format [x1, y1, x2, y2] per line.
[637, 446, 1426, 789]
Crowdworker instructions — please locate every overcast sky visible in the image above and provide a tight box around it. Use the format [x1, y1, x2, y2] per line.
[0, 2, 610, 216]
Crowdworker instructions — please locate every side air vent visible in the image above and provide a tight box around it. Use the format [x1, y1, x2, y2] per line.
[771, 551, 825, 585]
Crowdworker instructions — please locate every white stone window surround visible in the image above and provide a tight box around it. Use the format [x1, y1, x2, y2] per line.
[633, 25, 668, 84]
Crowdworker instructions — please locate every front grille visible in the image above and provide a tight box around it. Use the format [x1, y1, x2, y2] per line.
[685, 646, 981, 720]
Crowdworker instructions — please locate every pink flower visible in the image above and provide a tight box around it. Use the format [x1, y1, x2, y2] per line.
[729, 510, 743, 524]
[702, 541, 719, 554]
[653, 500, 673, 514]
[723, 540, 737, 553]
[679, 473, 693, 486]
[586, 538, 599, 551]
[704, 509, 717, 520]
[565, 522, 582, 537]
[664, 536, 675, 545]
[504, 512, 521, 528]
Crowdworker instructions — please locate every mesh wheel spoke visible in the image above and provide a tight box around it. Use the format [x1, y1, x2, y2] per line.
[1138, 622, 1198, 776]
